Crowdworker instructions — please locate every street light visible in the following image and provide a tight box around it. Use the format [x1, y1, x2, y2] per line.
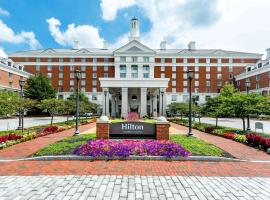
[161, 90, 164, 116]
[74, 70, 81, 136]
[187, 70, 194, 136]
[17, 79, 26, 132]
[104, 89, 108, 116]
[246, 79, 251, 132]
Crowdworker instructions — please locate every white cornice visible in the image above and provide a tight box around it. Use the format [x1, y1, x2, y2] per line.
[0, 63, 31, 77]
[235, 65, 270, 80]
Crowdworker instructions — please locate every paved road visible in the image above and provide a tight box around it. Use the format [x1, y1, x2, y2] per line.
[0, 175, 269, 200]
[0, 116, 67, 131]
[192, 117, 270, 134]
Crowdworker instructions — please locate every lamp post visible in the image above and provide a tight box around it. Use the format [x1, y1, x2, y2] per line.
[17, 79, 26, 132]
[74, 70, 81, 136]
[245, 79, 251, 132]
[161, 90, 164, 116]
[187, 70, 194, 136]
[104, 89, 108, 116]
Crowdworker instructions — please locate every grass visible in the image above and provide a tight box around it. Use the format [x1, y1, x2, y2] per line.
[32, 133, 231, 158]
[170, 134, 232, 157]
[32, 134, 96, 156]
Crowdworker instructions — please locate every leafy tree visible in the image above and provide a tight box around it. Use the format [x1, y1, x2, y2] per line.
[38, 98, 65, 125]
[24, 75, 56, 101]
[0, 91, 19, 117]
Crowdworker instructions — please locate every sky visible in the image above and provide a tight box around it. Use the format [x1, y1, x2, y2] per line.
[0, 0, 270, 58]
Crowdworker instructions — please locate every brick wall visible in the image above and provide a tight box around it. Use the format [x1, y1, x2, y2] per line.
[96, 122, 109, 139]
[156, 123, 170, 140]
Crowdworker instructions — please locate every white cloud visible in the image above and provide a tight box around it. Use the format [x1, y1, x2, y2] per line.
[46, 17, 104, 48]
[0, 47, 7, 58]
[0, 19, 41, 49]
[101, 0, 135, 21]
[0, 7, 10, 16]
[101, 0, 270, 54]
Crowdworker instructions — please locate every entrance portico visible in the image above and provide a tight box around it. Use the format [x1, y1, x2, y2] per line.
[100, 78, 169, 117]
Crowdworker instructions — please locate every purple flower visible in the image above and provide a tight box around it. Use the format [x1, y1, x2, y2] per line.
[74, 139, 192, 158]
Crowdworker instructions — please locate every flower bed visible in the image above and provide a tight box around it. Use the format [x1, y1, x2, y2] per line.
[74, 139, 192, 158]
[169, 118, 270, 154]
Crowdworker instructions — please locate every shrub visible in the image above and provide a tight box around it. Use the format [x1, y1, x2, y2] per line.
[125, 112, 139, 121]
[246, 133, 269, 150]
[0, 134, 23, 143]
[233, 134, 247, 143]
[43, 126, 58, 134]
[223, 132, 236, 139]
[212, 129, 224, 136]
[205, 126, 215, 134]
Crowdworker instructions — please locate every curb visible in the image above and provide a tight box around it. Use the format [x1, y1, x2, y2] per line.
[0, 155, 243, 162]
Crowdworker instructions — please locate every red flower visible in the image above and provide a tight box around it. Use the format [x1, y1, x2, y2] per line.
[223, 132, 235, 139]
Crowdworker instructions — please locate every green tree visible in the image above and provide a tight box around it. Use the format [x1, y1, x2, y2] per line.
[24, 75, 56, 101]
[0, 91, 19, 117]
[39, 98, 65, 125]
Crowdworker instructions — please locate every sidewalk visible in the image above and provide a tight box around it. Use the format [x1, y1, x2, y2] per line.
[170, 122, 270, 161]
[0, 122, 96, 160]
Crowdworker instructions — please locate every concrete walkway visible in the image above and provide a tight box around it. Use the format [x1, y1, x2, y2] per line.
[171, 122, 270, 161]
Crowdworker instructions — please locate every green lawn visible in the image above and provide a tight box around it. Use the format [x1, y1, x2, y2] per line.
[32, 134, 96, 156]
[32, 133, 231, 158]
[170, 134, 231, 157]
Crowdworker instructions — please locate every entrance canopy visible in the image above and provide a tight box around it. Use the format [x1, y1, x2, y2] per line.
[99, 78, 170, 88]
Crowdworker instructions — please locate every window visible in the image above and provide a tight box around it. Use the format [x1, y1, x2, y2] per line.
[206, 81, 211, 87]
[59, 58, 63, 62]
[92, 73, 97, 78]
[104, 66, 109, 71]
[172, 88, 176, 93]
[93, 58, 97, 63]
[229, 66, 233, 72]
[206, 66, 210, 72]
[172, 66, 176, 71]
[70, 58, 75, 62]
[143, 65, 149, 71]
[143, 73, 149, 78]
[193, 95, 199, 101]
[161, 58, 165, 63]
[229, 73, 233, 79]
[81, 80, 86, 86]
[183, 88, 188, 93]
[143, 57, 149, 62]
[217, 81, 222, 87]
[256, 74, 260, 81]
[81, 73, 86, 78]
[206, 88, 211, 93]
[104, 58, 109, 63]
[81, 66, 86, 71]
[120, 56, 126, 62]
[70, 73, 74, 78]
[172, 58, 176, 64]
[256, 83, 260, 89]
[195, 88, 199, 93]
[183, 81, 187, 86]
[47, 65, 52, 71]
[58, 80, 63, 86]
[172, 81, 176, 86]
[258, 63, 262, 68]
[195, 66, 199, 72]
[81, 58, 86, 62]
[70, 87, 74, 92]
[183, 66, 187, 71]
[92, 88, 97, 92]
[183, 74, 187, 79]
[70, 66, 74, 71]
[59, 73, 63, 78]
[92, 94, 98, 101]
[47, 73, 52, 78]
[195, 81, 199, 87]
[206, 74, 210, 79]
[36, 65, 40, 71]
[92, 80, 97, 86]
[120, 65, 126, 78]
[36, 58, 40, 62]
[172, 73, 176, 79]
[161, 66, 165, 71]
[171, 95, 177, 101]
[132, 56, 137, 62]
[59, 66, 64, 71]
[195, 74, 199, 79]
[131, 65, 138, 78]
[48, 58, 52, 62]
[218, 66, 222, 72]
[217, 74, 222, 79]
[8, 73, 13, 79]
[93, 66, 97, 71]
[161, 73, 165, 78]
[81, 87, 85, 92]
[104, 73, 109, 78]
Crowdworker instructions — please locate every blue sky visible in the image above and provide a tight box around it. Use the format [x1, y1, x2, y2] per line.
[0, 0, 270, 57]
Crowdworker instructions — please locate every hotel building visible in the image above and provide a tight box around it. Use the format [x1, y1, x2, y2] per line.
[9, 18, 263, 117]
[0, 57, 30, 91]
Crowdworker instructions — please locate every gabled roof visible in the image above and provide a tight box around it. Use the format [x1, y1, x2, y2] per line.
[114, 40, 155, 54]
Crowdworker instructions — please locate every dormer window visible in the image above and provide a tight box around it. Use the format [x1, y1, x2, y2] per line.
[247, 67, 251, 72]
[258, 63, 262, 68]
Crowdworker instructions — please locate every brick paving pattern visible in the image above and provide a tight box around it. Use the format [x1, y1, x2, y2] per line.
[0, 175, 269, 200]
[170, 122, 270, 161]
[0, 160, 270, 177]
[0, 123, 96, 160]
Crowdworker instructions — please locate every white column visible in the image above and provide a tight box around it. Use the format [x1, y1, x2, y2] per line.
[102, 88, 109, 116]
[140, 88, 147, 117]
[111, 95, 116, 117]
[121, 88, 128, 117]
[153, 93, 158, 117]
[159, 88, 166, 116]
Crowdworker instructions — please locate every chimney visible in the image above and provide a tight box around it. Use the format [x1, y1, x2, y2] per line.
[266, 48, 270, 59]
[188, 41, 196, 50]
[103, 41, 108, 49]
[73, 41, 80, 49]
[160, 41, 166, 50]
